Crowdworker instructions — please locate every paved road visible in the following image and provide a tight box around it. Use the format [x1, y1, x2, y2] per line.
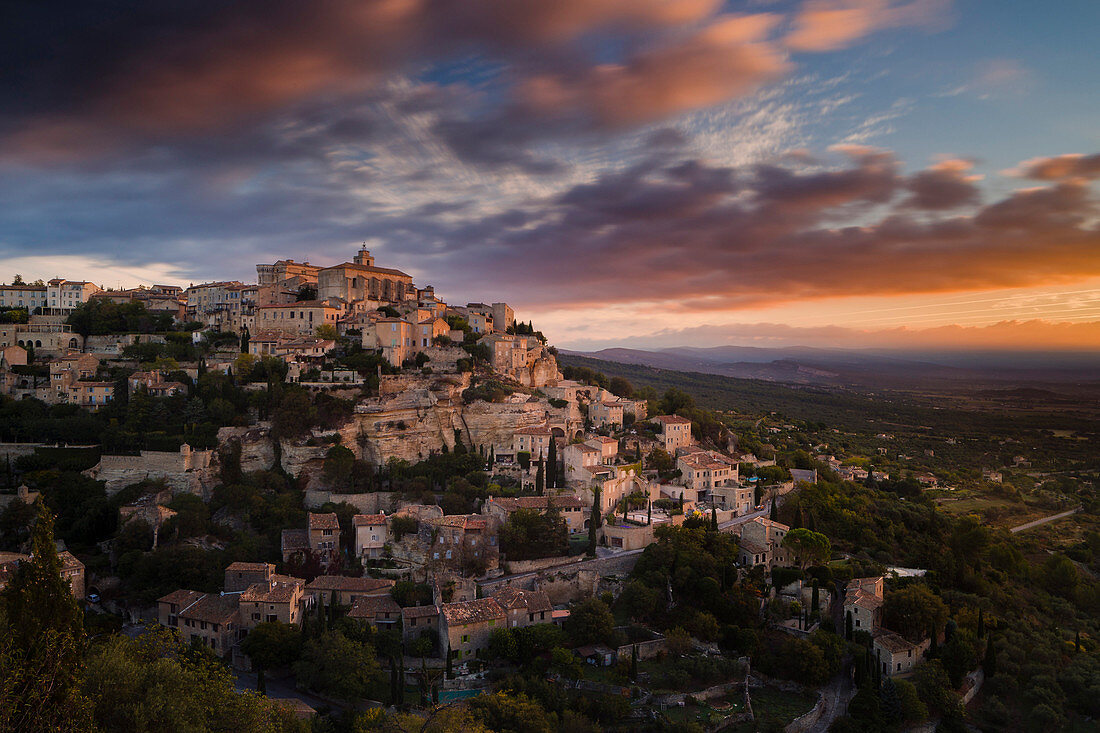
[1009, 507, 1080, 533]
[806, 673, 856, 733]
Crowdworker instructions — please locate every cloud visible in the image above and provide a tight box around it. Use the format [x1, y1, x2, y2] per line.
[0, 0, 955, 166]
[784, 0, 950, 52]
[1013, 153, 1100, 181]
[401, 148, 1100, 312]
[519, 14, 791, 127]
[903, 158, 981, 209]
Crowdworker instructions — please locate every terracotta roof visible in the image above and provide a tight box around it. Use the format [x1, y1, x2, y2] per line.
[589, 436, 618, 444]
[58, 551, 83, 572]
[352, 514, 387, 526]
[492, 587, 553, 614]
[874, 629, 918, 654]
[441, 598, 505, 625]
[226, 562, 274, 573]
[305, 576, 394, 593]
[158, 589, 202, 607]
[571, 444, 600, 454]
[308, 513, 340, 531]
[654, 415, 691, 425]
[320, 262, 412, 279]
[241, 577, 303, 603]
[434, 515, 486, 530]
[847, 590, 884, 611]
[402, 604, 440, 619]
[182, 594, 240, 625]
[348, 595, 402, 619]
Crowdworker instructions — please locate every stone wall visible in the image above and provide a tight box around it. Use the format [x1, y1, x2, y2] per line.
[84, 445, 217, 497]
[0, 443, 43, 461]
[784, 692, 826, 733]
[303, 490, 398, 513]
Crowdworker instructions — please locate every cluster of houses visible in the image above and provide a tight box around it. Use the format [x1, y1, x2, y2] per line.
[0, 347, 192, 407]
[157, 545, 567, 668]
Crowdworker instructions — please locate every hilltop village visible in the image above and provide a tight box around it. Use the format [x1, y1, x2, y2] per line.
[1, 249, 1095, 733]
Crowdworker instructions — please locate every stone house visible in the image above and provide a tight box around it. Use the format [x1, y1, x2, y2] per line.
[492, 587, 553, 629]
[676, 448, 739, 495]
[653, 415, 692, 453]
[737, 517, 790, 568]
[589, 399, 625, 427]
[562, 442, 601, 483]
[874, 629, 930, 677]
[157, 590, 241, 657]
[224, 562, 277, 593]
[402, 604, 441, 646]
[585, 436, 619, 463]
[512, 425, 553, 460]
[424, 514, 498, 572]
[0, 549, 83, 600]
[238, 575, 308, 629]
[417, 317, 450, 348]
[353, 514, 389, 559]
[348, 594, 403, 629]
[307, 512, 341, 559]
[483, 494, 588, 534]
[709, 484, 756, 516]
[844, 576, 885, 633]
[256, 301, 343, 337]
[440, 597, 506, 663]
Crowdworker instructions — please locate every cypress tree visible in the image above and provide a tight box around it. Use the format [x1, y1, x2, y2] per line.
[811, 578, 820, 620]
[489, 445, 495, 465]
[587, 487, 601, 557]
[977, 608, 985, 638]
[535, 453, 545, 495]
[769, 498, 777, 521]
[0, 499, 91, 730]
[710, 506, 718, 531]
[984, 637, 997, 678]
[647, 501, 652, 526]
[846, 610, 853, 640]
[630, 644, 638, 682]
[547, 437, 558, 489]
[257, 668, 267, 696]
[1075, 631, 1081, 653]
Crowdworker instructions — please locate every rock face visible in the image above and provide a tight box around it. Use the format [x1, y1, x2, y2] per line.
[84, 445, 218, 498]
[210, 373, 582, 491]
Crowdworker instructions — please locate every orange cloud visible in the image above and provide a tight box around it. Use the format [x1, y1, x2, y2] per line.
[1014, 153, 1100, 181]
[521, 14, 790, 126]
[785, 0, 950, 52]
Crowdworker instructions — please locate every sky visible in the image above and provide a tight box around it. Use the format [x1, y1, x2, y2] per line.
[1, 0, 1098, 352]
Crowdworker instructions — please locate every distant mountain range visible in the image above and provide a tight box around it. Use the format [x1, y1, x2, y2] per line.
[559, 345, 1100, 390]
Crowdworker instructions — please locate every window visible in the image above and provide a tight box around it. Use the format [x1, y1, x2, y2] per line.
[461, 634, 469, 644]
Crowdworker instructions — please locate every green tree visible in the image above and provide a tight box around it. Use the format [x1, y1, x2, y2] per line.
[83, 628, 305, 732]
[564, 598, 615, 646]
[781, 527, 831, 570]
[323, 445, 356, 491]
[294, 630, 381, 702]
[883, 584, 948, 644]
[1042, 553, 1078, 598]
[0, 499, 91, 732]
[467, 691, 557, 733]
[240, 622, 303, 672]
